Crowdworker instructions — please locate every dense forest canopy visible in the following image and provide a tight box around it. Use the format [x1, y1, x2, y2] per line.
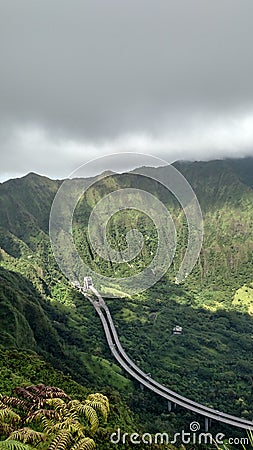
[1, 158, 253, 449]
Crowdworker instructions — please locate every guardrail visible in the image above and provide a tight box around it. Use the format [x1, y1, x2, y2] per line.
[78, 286, 253, 430]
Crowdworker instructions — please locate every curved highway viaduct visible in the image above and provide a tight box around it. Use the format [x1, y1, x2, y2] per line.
[74, 284, 253, 431]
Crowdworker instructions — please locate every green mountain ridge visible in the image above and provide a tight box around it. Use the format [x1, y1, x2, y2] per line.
[1, 158, 253, 444]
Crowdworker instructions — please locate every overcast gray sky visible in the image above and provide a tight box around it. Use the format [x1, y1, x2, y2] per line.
[1, 0, 253, 181]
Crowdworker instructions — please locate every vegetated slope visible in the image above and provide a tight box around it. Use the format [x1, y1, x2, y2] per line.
[73, 160, 253, 303]
[0, 352, 158, 450]
[1, 159, 253, 435]
[177, 159, 253, 304]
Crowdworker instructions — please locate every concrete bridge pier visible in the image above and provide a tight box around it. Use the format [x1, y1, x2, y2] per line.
[167, 401, 177, 412]
[205, 417, 211, 432]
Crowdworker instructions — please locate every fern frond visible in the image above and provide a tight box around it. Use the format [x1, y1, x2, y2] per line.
[7, 427, 46, 444]
[25, 385, 68, 400]
[26, 408, 58, 423]
[0, 440, 32, 450]
[48, 430, 71, 450]
[0, 422, 15, 435]
[0, 397, 27, 410]
[12, 389, 35, 405]
[50, 418, 84, 438]
[64, 402, 79, 422]
[67, 401, 80, 409]
[40, 416, 55, 434]
[86, 394, 109, 411]
[63, 411, 79, 422]
[84, 401, 108, 423]
[77, 405, 99, 433]
[85, 394, 109, 421]
[247, 430, 253, 446]
[0, 408, 21, 424]
[46, 399, 66, 411]
[71, 437, 96, 450]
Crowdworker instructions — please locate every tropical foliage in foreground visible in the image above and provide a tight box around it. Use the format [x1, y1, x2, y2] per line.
[0, 384, 109, 450]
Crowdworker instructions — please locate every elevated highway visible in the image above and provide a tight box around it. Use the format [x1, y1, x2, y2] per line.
[75, 284, 253, 431]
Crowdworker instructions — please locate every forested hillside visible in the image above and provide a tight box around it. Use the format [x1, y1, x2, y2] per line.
[1, 159, 253, 446]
